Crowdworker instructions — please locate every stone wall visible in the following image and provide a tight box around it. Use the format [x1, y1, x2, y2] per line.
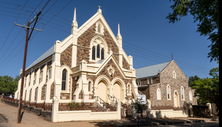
[50, 82, 54, 99]
[138, 86, 150, 99]
[72, 76, 78, 100]
[60, 45, 72, 68]
[77, 19, 119, 65]
[122, 56, 130, 70]
[2, 98, 51, 121]
[41, 85, 45, 100]
[60, 93, 70, 100]
[34, 87, 38, 101]
[148, 61, 197, 108]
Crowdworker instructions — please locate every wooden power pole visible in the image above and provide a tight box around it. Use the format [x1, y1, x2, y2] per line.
[15, 0, 50, 123]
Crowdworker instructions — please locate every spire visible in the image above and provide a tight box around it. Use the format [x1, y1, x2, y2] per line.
[73, 7, 76, 22]
[97, 5, 102, 13]
[72, 7, 78, 27]
[117, 23, 122, 39]
[71, 7, 78, 34]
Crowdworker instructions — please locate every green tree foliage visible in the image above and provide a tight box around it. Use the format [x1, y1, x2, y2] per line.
[167, 0, 219, 62]
[0, 75, 19, 95]
[188, 75, 200, 87]
[190, 67, 219, 107]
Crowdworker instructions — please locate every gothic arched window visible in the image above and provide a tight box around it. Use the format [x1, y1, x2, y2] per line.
[167, 85, 171, 100]
[61, 69, 67, 90]
[88, 81, 91, 92]
[101, 48, 104, 59]
[157, 88, 161, 100]
[92, 46, 95, 60]
[97, 44, 100, 58]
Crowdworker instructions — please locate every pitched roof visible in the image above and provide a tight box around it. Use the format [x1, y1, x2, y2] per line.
[136, 61, 171, 79]
[26, 46, 54, 71]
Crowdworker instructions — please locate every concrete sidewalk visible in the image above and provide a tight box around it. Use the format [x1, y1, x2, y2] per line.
[0, 101, 218, 127]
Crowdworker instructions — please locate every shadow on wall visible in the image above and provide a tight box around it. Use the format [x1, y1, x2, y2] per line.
[147, 110, 167, 118]
[182, 101, 193, 117]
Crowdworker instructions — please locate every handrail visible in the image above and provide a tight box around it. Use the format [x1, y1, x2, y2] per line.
[94, 96, 109, 108]
[125, 97, 134, 102]
[107, 94, 118, 104]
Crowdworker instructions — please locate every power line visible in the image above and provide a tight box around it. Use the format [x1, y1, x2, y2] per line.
[0, 13, 27, 19]
[39, 0, 72, 30]
[0, 0, 72, 68]
[0, 0, 29, 51]
[0, 3, 211, 77]
[0, 0, 43, 65]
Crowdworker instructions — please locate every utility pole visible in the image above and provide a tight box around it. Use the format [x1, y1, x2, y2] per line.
[15, 0, 50, 123]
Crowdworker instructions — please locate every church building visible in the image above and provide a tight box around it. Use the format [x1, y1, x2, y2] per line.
[14, 7, 139, 121]
[136, 60, 197, 118]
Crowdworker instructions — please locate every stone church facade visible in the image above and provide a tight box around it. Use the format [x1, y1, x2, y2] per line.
[136, 60, 197, 117]
[14, 7, 138, 119]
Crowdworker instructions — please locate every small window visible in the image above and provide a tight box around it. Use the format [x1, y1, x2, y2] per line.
[97, 44, 100, 58]
[167, 85, 171, 100]
[189, 91, 193, 100]
[49, 66, 52, 79]
[34, 73, 36, 84]
[98, 24, 101, 33]
[181, 86, 185, 100]
[25, 76, 27, 87]
[127, 84, 131, 94]
[88, 81, 91, 92]
[149, 78, 152, 84]
[173, 71, 176, 78]
[101, 48, 104, 59]
[40, 70, 43, 82]
[61, 69, 67, 90]
[157, 88, 161, 100]
[92, 46, 95, 60]
[29, 73, 31, 86]
[29, 89, 32, 101]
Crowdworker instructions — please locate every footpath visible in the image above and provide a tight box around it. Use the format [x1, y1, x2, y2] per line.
[0, 100, 219, 127]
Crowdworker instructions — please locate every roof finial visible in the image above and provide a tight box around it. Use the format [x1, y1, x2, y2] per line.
[117, 23, 122, 39]
[73, 7, 76, 22]
[97, 5, 102, 13]
[171, 53, 173, 60]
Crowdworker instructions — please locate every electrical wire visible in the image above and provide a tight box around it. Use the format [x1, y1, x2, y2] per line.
[0, 2, 212, 77]
[0, 0, 43, 65]
[0, 0, 29, 51]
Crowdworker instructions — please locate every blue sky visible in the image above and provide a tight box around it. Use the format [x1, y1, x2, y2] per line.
[0, 0, 218, 79]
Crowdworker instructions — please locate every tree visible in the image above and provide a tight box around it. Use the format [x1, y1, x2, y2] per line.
[188, 75, 200, 87]
[190, 67, 219, 108]
[0, 75, 18, 95]
[167, 0, 219, 62]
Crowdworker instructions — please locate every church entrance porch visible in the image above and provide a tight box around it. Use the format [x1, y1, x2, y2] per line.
[97, 81, 107, 102]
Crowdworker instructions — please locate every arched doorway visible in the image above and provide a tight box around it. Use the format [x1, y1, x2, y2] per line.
[113, 83, 121, 101]
[174, 91, 179, 107]
[97, 81, 107, 102]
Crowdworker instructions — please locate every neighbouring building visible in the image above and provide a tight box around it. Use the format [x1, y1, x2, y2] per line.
[14, 7, 139, 122]
[136, 60, 197, 118]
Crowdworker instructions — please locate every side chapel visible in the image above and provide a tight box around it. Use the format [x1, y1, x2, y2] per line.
[14, 7, 138, 107]
[136, 60, 197, 117]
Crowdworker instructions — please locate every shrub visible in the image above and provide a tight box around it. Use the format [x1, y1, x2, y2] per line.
[67, 103, 81, 110]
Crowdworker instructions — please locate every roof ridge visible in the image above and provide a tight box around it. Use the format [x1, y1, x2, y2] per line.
[136, 61, 171, 70]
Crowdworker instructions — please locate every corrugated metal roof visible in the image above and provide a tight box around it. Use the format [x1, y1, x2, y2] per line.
[136, 61, 171, 79]
[26, 46, 54, 71]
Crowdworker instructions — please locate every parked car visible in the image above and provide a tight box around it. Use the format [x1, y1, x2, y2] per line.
[3, 94, 12, 98]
